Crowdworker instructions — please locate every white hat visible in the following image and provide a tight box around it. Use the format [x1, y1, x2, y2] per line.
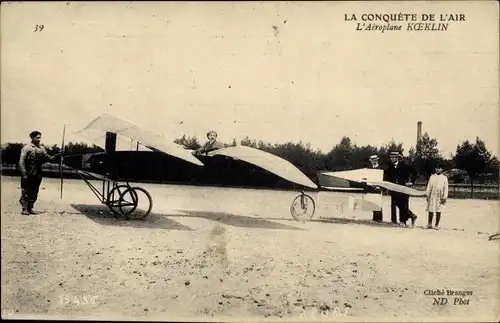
[390, 151, 402, 157]
[370, 155, 379, 160]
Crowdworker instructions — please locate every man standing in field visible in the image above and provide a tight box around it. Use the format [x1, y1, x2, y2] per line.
[18, 131, 60, 215]
[369, 155, 384, 222]
[385, 152, 401, 224]
[385, 151, 418, 226]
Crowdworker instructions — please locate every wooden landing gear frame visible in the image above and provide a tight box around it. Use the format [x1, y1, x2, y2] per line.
[76, 170, 153, 220]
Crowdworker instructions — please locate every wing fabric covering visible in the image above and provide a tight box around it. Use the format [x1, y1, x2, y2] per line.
[76, 114, 204, 166]
[208, 145, 318, 189]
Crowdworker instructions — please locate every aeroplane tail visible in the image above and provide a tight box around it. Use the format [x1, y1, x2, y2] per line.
[319, 168, 426, 197]
[319, 168, 384, 184]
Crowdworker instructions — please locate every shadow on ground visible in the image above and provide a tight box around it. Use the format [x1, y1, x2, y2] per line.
[264, 215, 425, 230]
[171, 209, 305, 231]
[71, 204, 193, 231]
[310, 217, 488, 235]
[311, 216, 471, 233]
[314, 217, 407, 229]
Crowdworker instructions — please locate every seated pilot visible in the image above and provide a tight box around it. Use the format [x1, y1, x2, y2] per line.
[193, 130, 225, 155]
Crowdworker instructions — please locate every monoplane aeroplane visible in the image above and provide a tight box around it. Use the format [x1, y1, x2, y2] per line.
[59, 114, 426, 221]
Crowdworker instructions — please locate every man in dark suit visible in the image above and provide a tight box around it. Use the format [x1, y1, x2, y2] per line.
[369, 155, 384, 222]
[385, 151, 418, 227]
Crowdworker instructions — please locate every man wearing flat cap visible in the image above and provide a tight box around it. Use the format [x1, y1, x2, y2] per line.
[385, 151, 418, 226]
[194, 130, 225, 155]
[369, 155, 384, 222]
[18, 131, 61, 215]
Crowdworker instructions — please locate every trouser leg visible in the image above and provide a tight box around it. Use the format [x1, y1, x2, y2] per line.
[19, 177, 30, 211]
[402, 200, 410, 223]
[29, 176, 42, 210]
[435, 212, 441, 226]
[390, 195, 398, 223]
[397, 194, 409, 224]
[404, 195, 417, 225]
[20, 176, 42, 212]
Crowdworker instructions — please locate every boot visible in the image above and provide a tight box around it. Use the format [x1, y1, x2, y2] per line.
[434, 212, 441, 230]
[410, 214, 417, 227]
[21, 208, 30, 215]
[427, 212, 434, 229]
[29, 203, 40, 215]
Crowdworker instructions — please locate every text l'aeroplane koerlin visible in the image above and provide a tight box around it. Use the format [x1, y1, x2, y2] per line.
[59, 114, 426, 221]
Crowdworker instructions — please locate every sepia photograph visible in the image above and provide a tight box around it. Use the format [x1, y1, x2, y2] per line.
[1, 1, 499, 321]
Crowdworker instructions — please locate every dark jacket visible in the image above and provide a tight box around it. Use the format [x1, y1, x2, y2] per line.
[385, 160, 417, 185]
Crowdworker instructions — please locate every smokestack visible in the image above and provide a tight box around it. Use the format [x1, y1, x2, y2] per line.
[417, 121, 423, 147]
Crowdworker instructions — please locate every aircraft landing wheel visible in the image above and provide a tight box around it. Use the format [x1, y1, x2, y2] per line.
[107, 185, 131, 216]
[290, 192, 315, 222]
[119, 187, 153, 220]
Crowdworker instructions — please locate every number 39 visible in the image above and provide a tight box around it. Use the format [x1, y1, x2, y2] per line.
[34, 25, 44, 32]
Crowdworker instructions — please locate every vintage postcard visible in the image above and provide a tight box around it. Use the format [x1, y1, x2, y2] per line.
[1, 1, 499, 322]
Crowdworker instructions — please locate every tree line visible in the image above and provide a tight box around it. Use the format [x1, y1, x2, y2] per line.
[1, 133, 499, 185]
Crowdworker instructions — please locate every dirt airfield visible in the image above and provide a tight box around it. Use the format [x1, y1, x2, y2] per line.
[1, 176, 499, 322]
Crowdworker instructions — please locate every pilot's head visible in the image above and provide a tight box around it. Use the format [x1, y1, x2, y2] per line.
[369, 155, 379, 166]
[207, 130, 217, 142]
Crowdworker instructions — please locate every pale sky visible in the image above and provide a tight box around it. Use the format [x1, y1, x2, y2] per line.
[1, 1, 499, 157]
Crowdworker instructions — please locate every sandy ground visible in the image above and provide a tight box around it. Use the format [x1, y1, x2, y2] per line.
[1, 175, 499, 322]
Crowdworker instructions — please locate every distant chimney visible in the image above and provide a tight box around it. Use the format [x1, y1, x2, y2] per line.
[417, 121, 423, 147]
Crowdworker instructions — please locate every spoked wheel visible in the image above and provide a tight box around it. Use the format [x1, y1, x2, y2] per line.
[119, 187, 153, 220]
[107, 185, 131, 216]
[290, 192, 315, 222]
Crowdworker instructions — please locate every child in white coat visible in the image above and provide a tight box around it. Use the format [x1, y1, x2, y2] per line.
[425, 164, 449, 229]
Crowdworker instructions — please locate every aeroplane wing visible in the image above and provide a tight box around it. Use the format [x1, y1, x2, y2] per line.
[207, 145, 318, 189]
[75, 114, 204, 166]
